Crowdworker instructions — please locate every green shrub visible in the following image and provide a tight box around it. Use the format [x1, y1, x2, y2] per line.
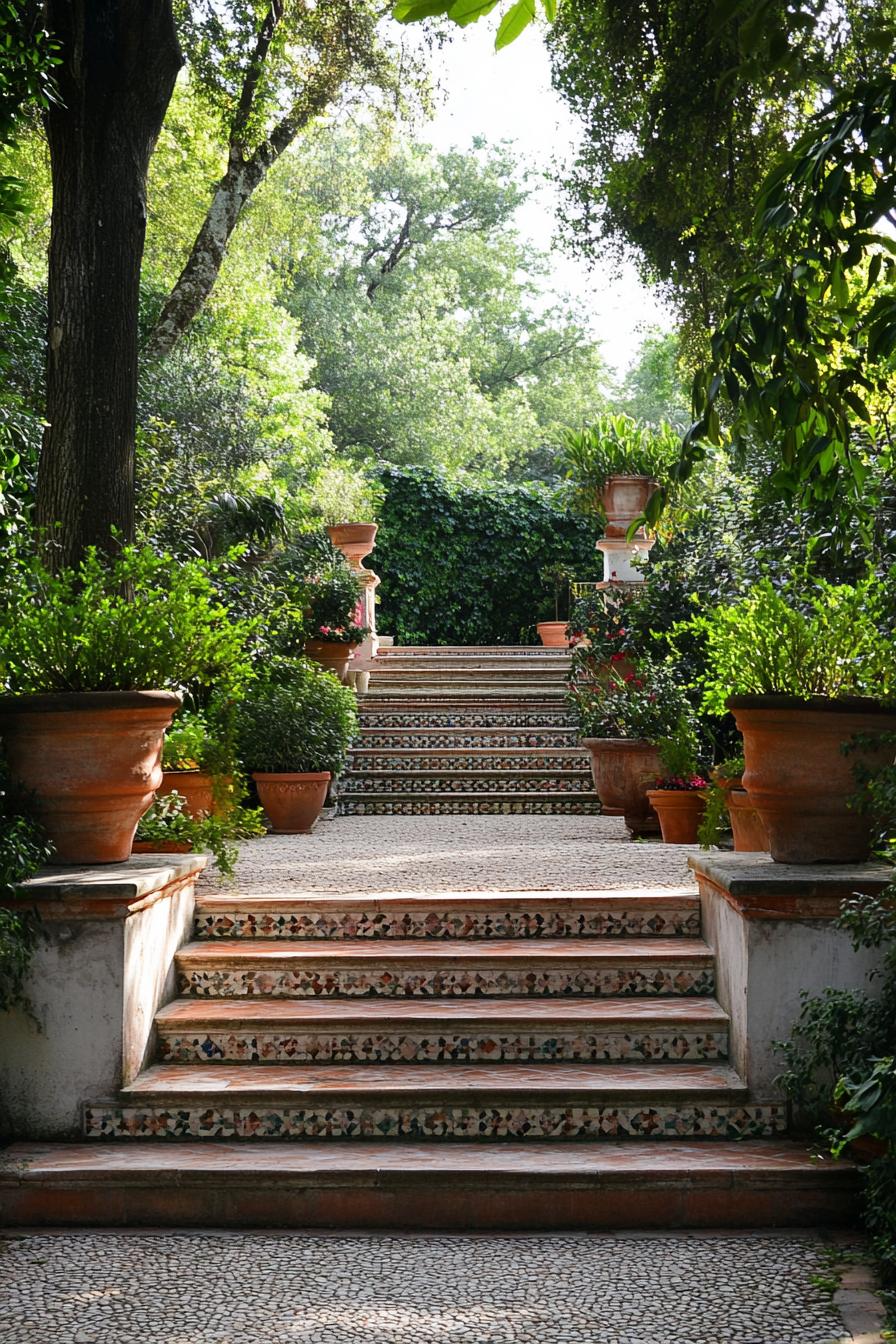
[0, 545, 254, 695]
[688, 577, 896, 714]
[567, 658, 693, 742]
[561, 414, 680, 512]
[134, 790, 264, 880]
[236, 659, 357, 775]
[0, 755, 51, 1012]
[373, 465, 601, 645]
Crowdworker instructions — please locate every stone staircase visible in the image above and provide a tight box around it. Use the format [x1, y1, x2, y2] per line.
[339, 646, 599, 815]
[3, 873, 858, 1227]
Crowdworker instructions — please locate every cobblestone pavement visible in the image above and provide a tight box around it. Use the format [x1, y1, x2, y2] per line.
[202, 814, 697, 895]
[0, 1229, 859, 1344]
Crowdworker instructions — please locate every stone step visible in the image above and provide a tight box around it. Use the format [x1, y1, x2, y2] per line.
[175, 937, 715, 999]
[347, 749, 589, 772]
[84, 1062, 784, 1141]
[370, 658, 571, 673]
[340, 771, 594, 796]
[354, 728, 581, 749]
[193, 889, 702, 940]
[155, 996, 729, 1064]
[337, 795, 603, 816]
[368, 672, 570, 686]
[3, 1139, 856, 1228]
[378, 646, 569, 657]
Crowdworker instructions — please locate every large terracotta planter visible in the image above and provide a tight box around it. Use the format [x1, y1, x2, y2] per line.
[728, 695, 896, 864]
[536, 621, 569, 648]
[326, 523, 377, 567]
[253, 771, 331, 834]
[304, 639, 359, 684]
[600, 475, 656, 538]
[646, 789, 706, 844]
[726, 787, 769, 853]
[0, 690, 181, 864]
[580, 737, 661, 837]
[158, 770, 216, 819]
[132, 840, 193, 854]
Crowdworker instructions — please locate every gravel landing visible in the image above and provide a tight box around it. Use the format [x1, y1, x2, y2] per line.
[0, 1229, 855, 1344]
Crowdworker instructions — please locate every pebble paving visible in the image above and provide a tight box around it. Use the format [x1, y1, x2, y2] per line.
[0, 1229, 855, 1344]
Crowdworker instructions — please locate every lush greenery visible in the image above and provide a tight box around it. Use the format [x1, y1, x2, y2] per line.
[562, 414, 680, 516]
[567, 658, 693, 743]
[689, 577, 896, 714]
[0, 755, 51, 1013]
[135, 789, 263, 880]
[373, 465, 601, 645]
[305, 561, 368, 645]
[236, 660, 358, 776]
[0, 545, 253, 695]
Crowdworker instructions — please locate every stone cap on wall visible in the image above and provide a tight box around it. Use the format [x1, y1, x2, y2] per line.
[689, 851, 893, 921]
[7, 853, 208, 922]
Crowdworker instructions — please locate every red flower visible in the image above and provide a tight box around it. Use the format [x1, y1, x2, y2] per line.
[610, 652, 626, 663]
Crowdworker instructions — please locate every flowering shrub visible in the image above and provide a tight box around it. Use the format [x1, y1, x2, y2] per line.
[566, 590, 640, 663]
[567, 658, 693, 742]
[309, 623, 370, 646]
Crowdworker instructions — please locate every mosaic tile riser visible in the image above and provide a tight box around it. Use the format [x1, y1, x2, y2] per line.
[179, 966, 716, 999]
[354, 732, 580, 749]
[344, 774, 594, 795]
[347, 754, 589, 772]
[358, 713, 574, 729]
[339, 799, 603, 815]
[84, 1102, 786, 1140]
[159, 1029, 729, 1065]
[195, 909, 702, 940]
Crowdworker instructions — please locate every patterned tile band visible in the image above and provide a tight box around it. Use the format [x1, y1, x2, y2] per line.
[194, 907, 702, 941]
[179, 965, 716, 1000]
[158, 1028, 729, 1065]
[342, 774, 593, 795]
[353, 732, 580, 749]
[347, 754, 589, 772]
[338, 799, 603, 815]
[357, 713, 574, 729]
[84, 1102, 786, 1141]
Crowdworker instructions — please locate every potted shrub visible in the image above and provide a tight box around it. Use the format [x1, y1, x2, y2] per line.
[132, 789, 263, 877]
[0, 547, 251, 865]
[536, 564, 574, 647]
[236, 658, 357, 833]
[698, 756, 769, 852]
[326, 523, 378, 568]
[566, 588, 638, 679]
[561, 414, 679, 537]
[568, 657, 692, 837]
[695, 577, 896, 863]
[646, 717, 709, 845]
[303, 559, 370, 683]
[312, 467, 383, 568]
[158, 710, 219, 818]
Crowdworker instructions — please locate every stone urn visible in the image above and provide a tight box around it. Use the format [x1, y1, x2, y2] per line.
[645, 789, 706, 845]
[0, 690, 181, 863]
[304, 639, 359, 684]
[253, 771, 331, 834]
[158, 770, 216, 819]
[725, 787, 769, 853]
[326, 523, 378, 568]
[600, 476, 657, 538]
[536, 621, 568, 648]
[729, 694, 896, 863]
[580, 737, 662, 837]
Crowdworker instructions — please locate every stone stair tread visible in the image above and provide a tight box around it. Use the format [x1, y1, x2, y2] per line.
[177, 936, 712, 966]
[338, 792, 601, 803]
[195, 888, 699, 911]
[156, 995, 728, 1027]
[349, 748, 588, 757]
[120, 1060, 746, 1099]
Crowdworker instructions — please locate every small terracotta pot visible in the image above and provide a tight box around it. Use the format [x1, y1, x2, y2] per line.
[158, 770, 216, 819]
[726, 787, 769, 853]
[646, 789, 707, 844]
[580, 738, 661, 837]
[326, 523, 377, 567]
[253, 771, 331, 833]
[132, 840, 194, 854]
[536, 621, 569, 648]
[600, 475, 657, 538]
[304, 639, 358, 684]
[0, 690, 181, 864]
[729, 695, 896, 864]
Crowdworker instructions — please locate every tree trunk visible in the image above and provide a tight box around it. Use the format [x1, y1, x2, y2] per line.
[36, 0, 182, 569]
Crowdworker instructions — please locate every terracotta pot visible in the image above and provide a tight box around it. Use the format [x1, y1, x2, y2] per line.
[0, 690, 181, 864]
[326, 523, 378, 567]
[536, 621, 569, 648]
[600, 475, 657, 538]
[728, 694, 896, 864]
[158, 770, 216, 819]
[304, 639, 358, 684]
[726, 787, 769, 853]
[132, 840, 194, 854]
[646, 789, 706, 844]
[580, 738, 662, 837]
[253, 771, 331, 834]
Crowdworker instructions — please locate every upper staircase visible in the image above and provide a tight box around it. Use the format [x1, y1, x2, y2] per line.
[338, 645, 600, 815]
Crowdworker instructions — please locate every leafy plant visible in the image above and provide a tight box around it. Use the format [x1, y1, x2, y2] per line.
[162, 711, 213, 771]
[305, 559, 367, 641]
[0, 754, 52, 1013]
[236, 659, 358, 775]
[567, 657, 693, 742]
[561, 414, 680, 514]
[698, 755, 745, 849]
[654, 715, 706, 789]
[134, 790, 261, 880]
[689, 577, 896, 714]
[0, 545, 254, 695]
[539, 563, 574, 623]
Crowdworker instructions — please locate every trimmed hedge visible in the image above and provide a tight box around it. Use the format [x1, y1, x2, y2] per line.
[373, 466, 601, 645]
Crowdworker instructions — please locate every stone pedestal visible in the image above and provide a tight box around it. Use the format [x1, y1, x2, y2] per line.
[0, 853, 206, 1139]
[596, 536, 655, 585]
[690, 853, 890, 1102]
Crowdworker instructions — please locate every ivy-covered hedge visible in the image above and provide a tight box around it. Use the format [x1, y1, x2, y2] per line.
[373, 466, 601, 645]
